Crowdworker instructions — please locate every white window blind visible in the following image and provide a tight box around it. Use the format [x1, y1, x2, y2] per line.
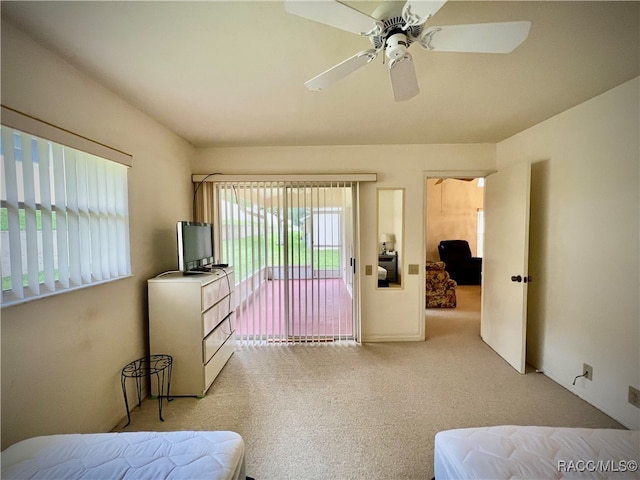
[1, 123, 131, 307]
[209, 181, 356, 344]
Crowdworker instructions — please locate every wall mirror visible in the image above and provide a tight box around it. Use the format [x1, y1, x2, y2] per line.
[376, 188, 404, 289]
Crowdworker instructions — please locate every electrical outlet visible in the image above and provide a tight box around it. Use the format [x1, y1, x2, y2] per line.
[629, 386, 640, 409]
[583, 363, 593, 381]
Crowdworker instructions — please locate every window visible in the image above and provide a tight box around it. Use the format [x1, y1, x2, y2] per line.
[477, 208, 484, 257]
[1, 108, 131, 307]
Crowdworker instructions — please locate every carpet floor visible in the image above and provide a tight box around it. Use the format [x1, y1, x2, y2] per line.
[115, 286, 623, 479]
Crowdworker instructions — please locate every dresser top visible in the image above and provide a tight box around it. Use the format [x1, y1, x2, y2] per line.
[148, 267, 233, 285]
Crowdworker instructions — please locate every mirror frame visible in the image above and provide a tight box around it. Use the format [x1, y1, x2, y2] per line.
[376, 188, 405, 289]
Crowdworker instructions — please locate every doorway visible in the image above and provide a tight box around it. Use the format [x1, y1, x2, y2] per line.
[425, 165, 534, 374]
[425, 176, 485, 338]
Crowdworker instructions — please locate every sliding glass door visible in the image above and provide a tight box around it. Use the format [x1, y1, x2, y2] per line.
[212, 181, 357, 344]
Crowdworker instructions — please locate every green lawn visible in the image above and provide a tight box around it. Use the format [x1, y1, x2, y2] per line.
[1, 207, 58, 290]
[222, 234, 340, 281]
[1, 207, 57, 230]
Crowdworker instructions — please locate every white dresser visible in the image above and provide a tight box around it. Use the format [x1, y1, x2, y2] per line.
[148, 268, 236, 397]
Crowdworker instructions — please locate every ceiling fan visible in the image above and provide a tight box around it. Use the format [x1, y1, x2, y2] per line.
[284, 0, 531, 102]
[434, 178, 475, 185]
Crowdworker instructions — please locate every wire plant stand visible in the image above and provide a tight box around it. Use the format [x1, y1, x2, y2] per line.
[121, 354, 173, 427]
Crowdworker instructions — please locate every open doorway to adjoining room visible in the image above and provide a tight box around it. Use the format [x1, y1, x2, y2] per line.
[425, 177, 484, 339]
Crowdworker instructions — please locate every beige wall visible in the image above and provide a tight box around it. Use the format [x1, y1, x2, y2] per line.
[497, 77, 640, 429]
[425, 178, 484, 262]
[1, 20, 195, 448]
[192, 145, 496, 342]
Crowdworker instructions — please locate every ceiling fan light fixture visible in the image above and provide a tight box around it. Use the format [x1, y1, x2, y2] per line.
[385, 33, 409, 61]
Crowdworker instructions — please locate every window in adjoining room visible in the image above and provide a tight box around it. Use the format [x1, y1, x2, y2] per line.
[1, 109, 132, 307]
[476, 208, 484, 258]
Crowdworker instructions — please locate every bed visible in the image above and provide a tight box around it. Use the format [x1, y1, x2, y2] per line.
[378, 265, 387, 280]
[1, 430, 246, 480]
[378, 265, 389, 287]
[434, 425, 640, 479]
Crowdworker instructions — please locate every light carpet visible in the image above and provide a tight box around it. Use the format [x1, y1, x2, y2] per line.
[115, 286, 623, 479]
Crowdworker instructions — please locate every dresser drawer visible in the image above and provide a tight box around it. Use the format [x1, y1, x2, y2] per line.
[204, 332, 235, 389]
[203, 274, 232, 310]
[202, 278, 222, 311]
[202, 297, 232, 336]
[203, 314, 234, 363]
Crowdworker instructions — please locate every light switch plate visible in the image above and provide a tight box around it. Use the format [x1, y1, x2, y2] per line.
[408, 264, 419, 275]
[365, 265, 372, 275]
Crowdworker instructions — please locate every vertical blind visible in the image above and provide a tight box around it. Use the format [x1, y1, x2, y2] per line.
[196, 180, 356, 344]
[1, 124, 131, 306]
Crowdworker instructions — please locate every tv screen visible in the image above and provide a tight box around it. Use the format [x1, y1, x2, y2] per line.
[177, 221, 214, 272]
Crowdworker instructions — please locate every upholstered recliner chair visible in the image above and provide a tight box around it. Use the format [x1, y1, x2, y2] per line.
[437, 240, 482, 285]
[426, 262, 457, 308]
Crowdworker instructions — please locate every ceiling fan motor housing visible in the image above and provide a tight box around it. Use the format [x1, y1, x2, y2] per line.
[385, 32, 409, 60]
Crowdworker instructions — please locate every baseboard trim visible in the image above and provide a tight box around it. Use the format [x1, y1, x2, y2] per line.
[362, 334, 424, 342]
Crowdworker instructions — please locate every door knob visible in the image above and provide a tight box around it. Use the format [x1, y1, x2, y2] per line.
[511, 275, 522, 283]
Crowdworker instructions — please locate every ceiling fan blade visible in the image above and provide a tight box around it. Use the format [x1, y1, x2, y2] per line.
[402, 1, 448, 27]
[389, 54, 419, 102]
[420, 21, 532, 53]
[285, 0, 382, 35]
[305, 49, 378, 91]
[435, 177, 475, 185]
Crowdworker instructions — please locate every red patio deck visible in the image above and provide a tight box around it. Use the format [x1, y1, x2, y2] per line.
[235, 278, 353, 342]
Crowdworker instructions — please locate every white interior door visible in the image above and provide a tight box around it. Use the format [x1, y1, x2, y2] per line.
[481, 162, 531, 373]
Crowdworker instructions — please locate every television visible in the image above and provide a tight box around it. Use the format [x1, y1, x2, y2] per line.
[177, 221, 214, 273]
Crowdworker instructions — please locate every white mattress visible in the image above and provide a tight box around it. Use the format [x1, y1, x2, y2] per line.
[1, 430, 246, 480]
[435, 425, 640, 479]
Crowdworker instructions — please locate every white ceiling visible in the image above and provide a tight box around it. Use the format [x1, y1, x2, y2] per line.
[2, 1, 638, 148]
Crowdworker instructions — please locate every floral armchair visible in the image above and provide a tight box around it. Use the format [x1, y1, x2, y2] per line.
[426, 262, 457, 308]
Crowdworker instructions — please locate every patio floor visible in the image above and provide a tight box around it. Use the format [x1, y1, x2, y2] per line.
[235, 278, 353, 342]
